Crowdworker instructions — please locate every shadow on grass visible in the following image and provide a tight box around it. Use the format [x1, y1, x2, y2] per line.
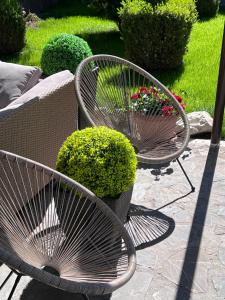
[41, 0, 106, 19]
[83, 31, 123, 58]
[96, 55, 184, 90]
[20, 279, 111, 300]
[0, 52, 20, 63]
[151, 63, 185, 88]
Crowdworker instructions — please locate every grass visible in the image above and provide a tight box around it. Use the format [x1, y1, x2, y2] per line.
[2, 1, 225, 134]
[2, 1, 122, 66]
[154, 14, 224, 117]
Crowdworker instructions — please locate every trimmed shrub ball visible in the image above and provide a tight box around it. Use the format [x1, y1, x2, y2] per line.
[56, 126, 137, 198]
[41, 34, 93, 75]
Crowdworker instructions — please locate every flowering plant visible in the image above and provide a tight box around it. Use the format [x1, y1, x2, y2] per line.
[130, 86, 186, 117]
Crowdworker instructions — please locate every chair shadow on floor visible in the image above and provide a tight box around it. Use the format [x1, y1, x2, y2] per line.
[125, 204, 175, 250]
[20, 279, 112, 300]
[138, 146, 192, 183]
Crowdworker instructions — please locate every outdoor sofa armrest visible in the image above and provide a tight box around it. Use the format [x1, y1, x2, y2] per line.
[0, 70, 78, 169]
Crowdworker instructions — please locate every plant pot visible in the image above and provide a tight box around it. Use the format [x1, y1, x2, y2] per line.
[102, 186, 133, 223]
[133, 113, 177, 143]
[55, 185, 133, 237]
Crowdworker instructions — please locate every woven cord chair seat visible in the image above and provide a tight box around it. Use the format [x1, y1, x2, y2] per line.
[75, 55, 190, 165]
[0, 150, 136, 296]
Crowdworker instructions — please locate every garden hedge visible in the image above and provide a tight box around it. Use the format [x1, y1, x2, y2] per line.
[87, 0, 164, 19]
[87, 0, 121, 19]
[0, 0, 25, 55]
[118, 0, 197, 70]
[56, 126, 137, 198]
[196, 0, 220, 18]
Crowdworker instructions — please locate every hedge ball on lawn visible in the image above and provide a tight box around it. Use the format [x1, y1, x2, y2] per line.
[41, 33, 93, 75]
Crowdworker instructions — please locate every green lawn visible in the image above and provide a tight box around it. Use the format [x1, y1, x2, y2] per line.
[2, 1, 225, 133]
[155, 14, 224, 117]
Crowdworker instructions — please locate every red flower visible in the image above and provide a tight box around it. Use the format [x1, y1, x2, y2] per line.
[139, 87, 149, 94]
[162, 105, 174, 116]
[172, 92, 183, 103]
[131, 93, 141, 100]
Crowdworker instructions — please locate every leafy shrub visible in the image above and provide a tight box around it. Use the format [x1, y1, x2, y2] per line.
[86, 0, 163, 19]
[118, 0, 197, 70]
[196, 0, 220, 18]
[0, 0, 25, 54]
[87, 0, 121, 19]
[56, 126, 137, 198]
[41, 34, 93, 75]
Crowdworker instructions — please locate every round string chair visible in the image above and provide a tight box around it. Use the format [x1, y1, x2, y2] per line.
[0, 150, 136, 300]
[75, 55, 195, 192]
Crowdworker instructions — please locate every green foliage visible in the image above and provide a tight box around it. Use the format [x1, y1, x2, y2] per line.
[41, 33, 93, 75]
[86, 0, 163, 19]
[56, 126, 137, 198]
[87, 0, 121, 19]
[118, 0, 197, 70]
[196, 0, 220, 18]
[0, 0, 25, 54]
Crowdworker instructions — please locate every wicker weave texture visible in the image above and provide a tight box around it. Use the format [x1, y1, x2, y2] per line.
[0, 76, 78, 170]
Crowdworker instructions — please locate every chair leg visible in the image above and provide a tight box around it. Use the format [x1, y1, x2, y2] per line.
[176, 158, 195, 192]
[0, 270, 13, 290]
[7, 273, 22, 300]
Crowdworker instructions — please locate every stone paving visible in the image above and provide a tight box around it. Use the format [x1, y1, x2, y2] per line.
[1, 139, 225, 300]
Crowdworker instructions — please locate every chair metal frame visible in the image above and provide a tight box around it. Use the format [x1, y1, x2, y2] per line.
[0, 150, 136, 300]
[75, 54, 195, 192]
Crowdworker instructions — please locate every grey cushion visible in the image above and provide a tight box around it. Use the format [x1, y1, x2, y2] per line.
[0, 70, 74, 120]
[0, 62, 42, 109]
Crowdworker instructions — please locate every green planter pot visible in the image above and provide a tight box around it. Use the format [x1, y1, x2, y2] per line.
[102, 186, 133, 223]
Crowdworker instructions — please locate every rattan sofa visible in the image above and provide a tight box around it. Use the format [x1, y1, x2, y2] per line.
[0, 70, 78, 169]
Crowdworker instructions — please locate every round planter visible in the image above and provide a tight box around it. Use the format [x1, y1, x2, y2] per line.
[55, 186, 133, 236]
[101, 186, 133, 223]
[133, 113, 177, 143]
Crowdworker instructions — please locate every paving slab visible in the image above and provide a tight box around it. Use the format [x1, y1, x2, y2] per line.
[1, 139, 225, 300]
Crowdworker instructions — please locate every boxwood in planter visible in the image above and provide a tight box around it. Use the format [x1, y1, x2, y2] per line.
[56, 126, 137, 222]
[118, 0, 197, 70]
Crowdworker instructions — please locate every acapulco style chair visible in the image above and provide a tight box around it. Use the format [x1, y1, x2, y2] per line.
[75, 55, 195, 195]
[0, 150, 136, 300]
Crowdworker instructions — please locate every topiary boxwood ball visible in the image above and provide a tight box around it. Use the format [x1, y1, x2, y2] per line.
[41, 34, 93, 75]
[56, 126, 137, 198]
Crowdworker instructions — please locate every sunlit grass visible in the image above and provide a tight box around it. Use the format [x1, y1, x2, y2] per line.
[155, 14, 224, 116]
[6, 16, 118, 67]
[2, 0, 225, 135]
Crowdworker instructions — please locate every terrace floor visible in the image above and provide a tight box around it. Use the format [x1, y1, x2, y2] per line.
[1, 139, 225, 300]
